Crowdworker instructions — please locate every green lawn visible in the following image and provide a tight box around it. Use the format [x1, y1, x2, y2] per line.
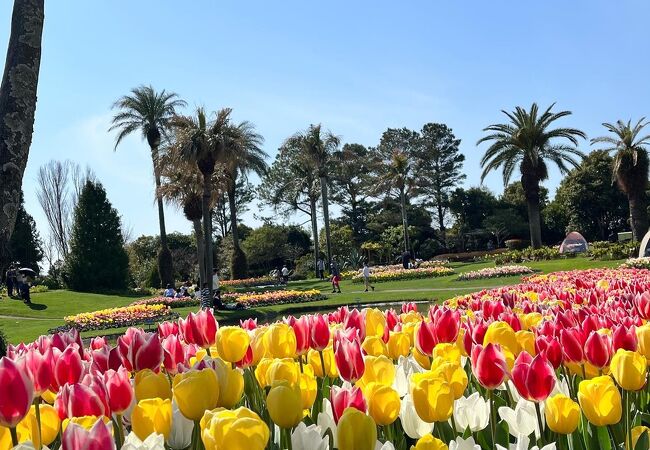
[0, 257, 623, 344]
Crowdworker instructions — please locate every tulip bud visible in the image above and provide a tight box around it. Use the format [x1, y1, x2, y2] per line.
[267, 381, 303, 429]
[131, 397, 172, 440]
[264, 323, 298, 359]
[200, 407, 269, 450]
[330, 385, 367, 423]
[612, 325, 638, 352]
[636, 323, 650, 359]
[511, 352, 556, 402]
[584, 331, 613, 368]
[411, 373, 454, 423]
[364, 382, 400, 425]
[55, 383, 106, 420]
[470, 344, 508, 390]
[61, 418, 116, 450]
[578, 375, 622, 426]
[610, 349, 647, 391]
[544, 394, 580, 434]
[337, 408, 376, 450]
[387, 331, 411, 361]
[134, 368, 172, 401]
[310, 315, 330, 351]
[0, 357, 34, 427]
[172, 368, 220, 421]
[415, 320, 437, 357]
[361, 336, 387, 357]
[162, 334, 185, 375]
[286, 315, 311, 355]
[118, 328, 164, 372]
[560, 328, 584, 363]
[334, 331, 365, 383]
[179, 310, 218, 348]
[413, 433, 449, 450]
[52, 344, 84, 390]
[365, 308, 387, 338]
[104, 367, 133, 414]
[216, 326, 250, 363]
[483, 321, 518, 354]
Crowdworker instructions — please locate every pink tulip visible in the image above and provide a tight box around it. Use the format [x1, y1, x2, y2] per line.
[0, 357, 34, 427]
[162, 334, 185, 375]
[89, 337, 107, 351]
[104, 367, 133, 414]
[240, 318, 258, 330]
[385, 309, 399, 331]
[343, 309, 366, 341]
[560, 328, 585, 363]
[401, 302, 417, 314]
[52, 344, 84, 390]
[157, 321, 180, 338]
[330, 385, 367, 423]
[511, 352, 556, 402]
[415, 320, 437, 356]
[286, 315, 310, 355]
[179, 310, 218, 348]
[635, 292, 650, 319]
[61, 417, 116, 450]
[52, 329, 83, 355]
[7, 342, 30, 358]
[19, 347, 54, 396]
[584, 330, 613, 368]
[117, 327, 163, 372]
[310, 314, 330, 351]
[471, 343, 508, 390]
[534, 335, 562, 369]
[89, 345, 110, 373]
[612, 325, 638, 352]
[55, 383, 106, 419]
[334, 331, 365, 383]
[432, 308, 460, 343]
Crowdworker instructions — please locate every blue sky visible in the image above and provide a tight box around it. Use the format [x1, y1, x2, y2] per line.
[2, 1, 650, 242]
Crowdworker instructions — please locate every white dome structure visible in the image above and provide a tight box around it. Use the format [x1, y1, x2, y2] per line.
[638, 229, 650, 257]
[559, 231, 588, 254]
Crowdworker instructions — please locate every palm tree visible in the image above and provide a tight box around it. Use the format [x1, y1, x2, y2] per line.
[0, 0, 45, 271]
[478, 103, 586, 248]
[171, 107, 232, 293]
[591, 119, 650, 240]
[109, 85, 186, 286]
[223, 121, 267, 279]
[289, 125, 340, 267]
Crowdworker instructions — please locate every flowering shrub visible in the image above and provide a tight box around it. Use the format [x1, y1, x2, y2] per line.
[457, 265, 534, 281]
[351, 265, 455, 283]
[130, 296, 200, 308]
[342, 260, 449, 279]
[220, 276, 275, 289]
[228, 289, 324, 307]
[7, 267, 650, 450]
[620, 256, 650, 270]
[63, 304, 178, 331]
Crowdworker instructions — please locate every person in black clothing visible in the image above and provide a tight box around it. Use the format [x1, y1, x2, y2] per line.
[5, 265, 16, 297]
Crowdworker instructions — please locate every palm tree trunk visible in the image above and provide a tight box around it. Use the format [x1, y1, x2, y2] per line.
[153, 163, 174, 286]
[0, 0, 44, 271]
[526, 198, 543, 249]
[400, 188, 410, 253]
[310, 196, 319, 275]
[629, 194, 649, 241]
[202, 172, 214, 293]
[192, 219, 205, 287]
[320, 176, 333, 266]
[228, 182, 248, 279]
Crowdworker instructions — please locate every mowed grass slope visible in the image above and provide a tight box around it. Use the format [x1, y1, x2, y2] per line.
[0, 258, 623, 344]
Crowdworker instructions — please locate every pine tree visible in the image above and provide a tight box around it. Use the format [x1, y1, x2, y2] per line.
[9, 191, 44, 272]
[64, 180, 129, 291]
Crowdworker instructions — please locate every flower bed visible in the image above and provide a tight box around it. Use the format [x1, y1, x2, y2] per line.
[620, 256, 650, 270]
[341, 260, 449, 280]
[226, 289, 324, 307]
[11, 266, 650, 450]
[351, 265, 454, 283]
[457, 264, 534, 281]
[130, 296, 200, 308]
[62, 304, 179, 332]
[220, 276, 275, 289]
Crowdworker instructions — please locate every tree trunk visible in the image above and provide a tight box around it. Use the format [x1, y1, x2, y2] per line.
[629, 193, 649, 241]
[436, 199, 446, 246]
[0, 0, 44, 271]
[400, 188, 410, 253]
[309, 196, 319, 274]
[202, 172, 214, 293]
[192, 219, 205, 287]
[153, 159, 173, 286]
[228, 182, 248, 279]
[526, 198, 543, 249]
[320, 176, 332, 266]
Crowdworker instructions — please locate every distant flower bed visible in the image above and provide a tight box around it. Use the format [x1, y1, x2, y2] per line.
[341, 260, 449, 279]
[457, 264, 534, 281]
[620, 257, 650, 270]
[351, 266, 454, 283]
[63, 304, 179, 332]
[130, 296, 200, 308]
[227, 289, 324, 307]
[220, 276, 275, 289]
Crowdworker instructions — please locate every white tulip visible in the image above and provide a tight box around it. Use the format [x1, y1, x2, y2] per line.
[317, 398, 337, 448]
[375, 441, 396, 450]
[11, 443, 49, 450]
[452, 392, 490, 432]
[496, 435, 556, 450]
[550, 376, 570, 398]
[399, 393, 434, 439]
[448, 436, 481, 450]
[393, 355, 425, 397]
[121, 432, 165, 450]
[498, 398, 542, 440]
[167, 401, 194, 450]
[292, 423, 329, 450]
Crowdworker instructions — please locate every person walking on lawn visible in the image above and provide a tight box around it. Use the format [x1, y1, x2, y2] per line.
[330, 260, 342, 293]
[362, 262, 375, 292]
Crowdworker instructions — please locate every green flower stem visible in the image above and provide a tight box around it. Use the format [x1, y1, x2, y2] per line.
[33, 397, 42, 450]
[534, 401, 544, 446]
[488, 389, 497, 447]
[9, 427, 18, 447]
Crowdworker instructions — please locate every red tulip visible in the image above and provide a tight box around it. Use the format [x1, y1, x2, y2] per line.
[162, 334, 185, 375]
[55, 383, 106, 419]
[240, 318, 258, 331]
[415, 320, 437, 356]
[51, 329, 83, 355]
[334, 331, 365, 383]
[179, 310, 218, 348]
[20, 347, 54, 396]
[635, 292, 650, 320]
[386, 309, 399, 332]
[534, 335, 562, 369]
[235, 345, 254, 369]
[7, 342, 30, 359]
[117, 328, 163, 372]
[584, 331, 613, 368]
[310, 314, 330, 351]
[433, 309, 461, 343]
[89, 337, 107, 351]
[401, 302, 417, 314]
[104, 367, 133, 414]
[0, 357, 33, 427]
[34, 335, 52, 354]
[470, 343, 508, 390]
[61, 417, 116, 450]
[330, 385, 367, 423]
[157, 321, 180, 338]
[89, 345, 111, 374]
[344, 309, 366, 340]
[612, 325, 638, 352]
[511, 352, 556, 402]
[53, 344, 84, 390]
[286, 315, 310, 355]
[560, 328, 584, 363]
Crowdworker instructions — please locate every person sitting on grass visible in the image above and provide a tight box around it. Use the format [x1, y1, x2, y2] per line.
[163, 284, 176, 298]
[362, 262, 375, 292]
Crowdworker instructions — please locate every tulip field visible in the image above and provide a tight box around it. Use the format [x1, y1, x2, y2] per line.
[3, 264, 650, 449]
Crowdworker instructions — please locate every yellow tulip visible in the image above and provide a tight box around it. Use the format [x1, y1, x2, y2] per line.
[515, 330, 536, 356]
[610, 349, 647, 391]
[362, 336, 387, 356]
[62, 416, 111, 431]
[387, 331, 411, 360]
[134, 369, 172, 401]
[365, 382, 400, 425]
[216, 326, 250, 363]
[544, 394, 580, 434]
[266, 381, 303, 429]
[430, 359, 467, 399]
[41, 390, 57, 405]
[264, 323, 297, 358]
[173, 368, 220, 421]
[519, 312, 543, 330]
[636, 324, 650, 361]
[266, 358, 300, 386]
[307, 347, 338, 378]
[250, 327, 269, 365]
[337, 407, 377, 450]
[632, 426, 650, 449]
[365, 308, 387, 338]
[402, 321, 418, 346]
[578, 375, 622, 426]
[17, 404, 60, 447]
[131, 398, 172, 440]
[0, 427, 12, 450]
[455, 327, 467, 357]
[411, 373, 454, 422]
[433, 343, 462, 365]
[356, 355, 395, 390]
[412, 347, 431, 370]
[299, 372, 317, 409]
[411, 433, 449, 450]
[400, 311, 421, 325]
[566, 361, 600, 379]
[255, 358, 274, 387]
[483, 321, 518, 354]
[212, 358, 245, 408]
[201, 407, 269, 450]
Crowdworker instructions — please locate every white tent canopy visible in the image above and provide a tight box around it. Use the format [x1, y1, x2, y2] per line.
[559, 231, 589, 254]
[639, 229, 650, 257]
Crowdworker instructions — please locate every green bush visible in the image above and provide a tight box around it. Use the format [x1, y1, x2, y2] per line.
[434, 249, 507, 262]
[493, 246, 561, 265]
[588, 241, 638, 260]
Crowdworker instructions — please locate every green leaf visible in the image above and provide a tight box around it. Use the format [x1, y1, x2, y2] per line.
[596, 426, 612, 450]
